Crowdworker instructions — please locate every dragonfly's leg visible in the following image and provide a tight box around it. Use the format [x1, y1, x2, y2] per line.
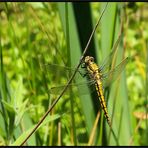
[82, 73, 87, 78]
[79, 63, 88, 77]
[81, 62, 86, 68]
[78, 70, 87, 78]
[99, 66, 104, 72]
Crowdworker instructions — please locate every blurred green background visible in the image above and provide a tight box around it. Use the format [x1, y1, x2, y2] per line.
[0, 2, 147, 146]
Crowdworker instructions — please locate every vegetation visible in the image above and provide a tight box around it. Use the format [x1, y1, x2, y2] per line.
[0, 2, 147, 146]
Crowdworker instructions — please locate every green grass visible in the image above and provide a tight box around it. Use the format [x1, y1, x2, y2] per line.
[0, 2, 147, 146]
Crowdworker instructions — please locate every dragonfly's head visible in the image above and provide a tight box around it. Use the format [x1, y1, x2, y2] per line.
[84, 56, 94, 65]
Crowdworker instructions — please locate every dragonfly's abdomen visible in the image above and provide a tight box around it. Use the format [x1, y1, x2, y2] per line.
[95, 79, 111, 127]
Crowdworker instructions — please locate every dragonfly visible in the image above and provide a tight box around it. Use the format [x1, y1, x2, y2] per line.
[41, 35, 129, 127]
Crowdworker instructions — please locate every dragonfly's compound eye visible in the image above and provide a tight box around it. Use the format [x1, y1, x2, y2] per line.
[90, 57, 94, 62]
[84, 56, 94, 64]
[84, 56, 90, 64]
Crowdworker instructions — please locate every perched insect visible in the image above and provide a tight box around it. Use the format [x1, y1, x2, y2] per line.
[82, 55, 128, 126]
[41, 35, 129, 127]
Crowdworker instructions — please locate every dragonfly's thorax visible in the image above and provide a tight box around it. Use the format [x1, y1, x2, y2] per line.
[84, 56, 101, 81]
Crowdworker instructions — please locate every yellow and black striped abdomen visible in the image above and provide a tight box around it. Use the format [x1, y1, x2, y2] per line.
[95, 80, 111, 127]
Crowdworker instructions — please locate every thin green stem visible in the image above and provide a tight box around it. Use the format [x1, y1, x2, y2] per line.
[65, 3, 77, 145]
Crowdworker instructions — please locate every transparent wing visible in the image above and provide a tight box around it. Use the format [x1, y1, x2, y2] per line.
[40, 63, 87, 81]
[48, 79, 96, 95]
[40, 62, 97, 95]
[99, 35, 121, 73]
[101, 57, 129, 88]
[41, 63, 75, 72]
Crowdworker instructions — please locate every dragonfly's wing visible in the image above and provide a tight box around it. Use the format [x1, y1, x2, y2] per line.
[101, 57, 129, 88]
[40, 62, 96, 95]
[40, 63, 87, 81]
[99, 35, 122, 73]
[49, 79, 96, 95]
[41, 63, 75, 72]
